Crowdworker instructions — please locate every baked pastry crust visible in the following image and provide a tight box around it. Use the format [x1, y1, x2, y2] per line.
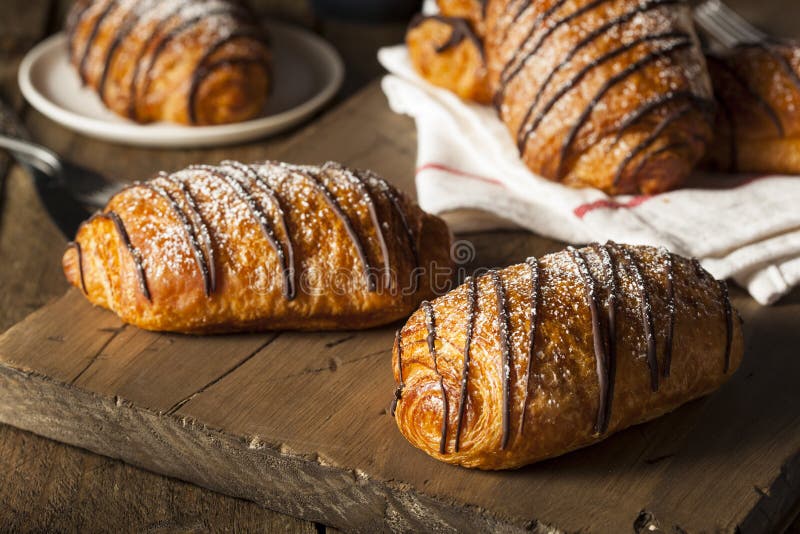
[66, 0, 271, 125]
[706, 40, 800, 174]
[406, 0, 716, 195]
[435, 0, 487, 37]
[406, 15, 492, 104]
[392, 243, 743, 469]
[62, 161, 453, 333]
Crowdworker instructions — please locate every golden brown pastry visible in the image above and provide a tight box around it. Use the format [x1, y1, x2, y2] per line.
[66, 0, 271, 125]
[406, 15, 492, 104]
[62, 161, 453, 333]
[391, 243, 743, 470]
[435, 0, 487, 37]
[705, 40, 800, 174]
[406, 0, 716, 195]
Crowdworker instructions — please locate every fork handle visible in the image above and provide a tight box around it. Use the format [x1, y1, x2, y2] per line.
[0, 134, 63, 176]
[0, 99, 63, 176]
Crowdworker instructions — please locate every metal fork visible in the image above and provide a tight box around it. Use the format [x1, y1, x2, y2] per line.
[693, 0, 767, 48]
[0, 134, 121, 208]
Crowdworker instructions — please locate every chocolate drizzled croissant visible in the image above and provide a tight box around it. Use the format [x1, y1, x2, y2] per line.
[705, 40, 800, 174]
[66, 0, 270, 125]
[406, 15, 492, 104]
[407, 0, 716, 194]
[62, 161, 453, 333]
[392, 243, 743, 470]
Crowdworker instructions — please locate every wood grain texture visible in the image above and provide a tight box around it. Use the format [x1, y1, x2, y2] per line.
[2, 78, 800, 531]
[0, 0, 322, 531]
[0, 424, 318, 533]
[2, 0, 800, 530]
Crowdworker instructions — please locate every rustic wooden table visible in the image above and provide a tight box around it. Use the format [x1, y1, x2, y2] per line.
[1, 0, 799, 532]
[0, 1, 403, 531]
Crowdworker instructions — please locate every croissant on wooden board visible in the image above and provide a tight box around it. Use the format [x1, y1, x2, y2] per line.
[391, 243, 743, 470]
[406, 0, 716, 195]
[66, 0, 271, 125]
[62, 161, 453, 333]
[705, 40, 800, 175]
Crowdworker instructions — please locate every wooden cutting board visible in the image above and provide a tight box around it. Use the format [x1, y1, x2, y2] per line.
[1, 82, 799, 533]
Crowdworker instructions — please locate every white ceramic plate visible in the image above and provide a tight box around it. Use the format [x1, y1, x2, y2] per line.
[18, 21, 344, 148]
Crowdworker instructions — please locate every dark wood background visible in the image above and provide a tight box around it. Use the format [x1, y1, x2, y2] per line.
[0, 0, 798, 531]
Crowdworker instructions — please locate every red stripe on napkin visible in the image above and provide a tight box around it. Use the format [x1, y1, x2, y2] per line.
[416, 163, 505, 187]
[573, 195, 652, 219]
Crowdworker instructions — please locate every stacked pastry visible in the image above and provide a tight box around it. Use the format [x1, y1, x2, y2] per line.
[66, 0, 271, 125]
[406, 0, 800, 193]
[705, 42, 800, 173]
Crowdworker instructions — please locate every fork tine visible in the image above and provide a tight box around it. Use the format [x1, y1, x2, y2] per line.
[694, 2, 741, 48]
[714, 1, 766, 42]
[694, 0, 767, 47]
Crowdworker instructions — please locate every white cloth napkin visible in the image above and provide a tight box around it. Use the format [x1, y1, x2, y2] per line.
[378, 45, 800, 305]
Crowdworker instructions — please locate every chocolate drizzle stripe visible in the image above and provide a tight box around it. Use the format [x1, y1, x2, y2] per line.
[409, 15, 484, 56]
[67, 241, 88, 294]
[435, 18, 482, 55]
[68, 1, 97, 62]
[192, 165, 293, 299]
[496, 0, 537, 55]
[719, 280, 733, 373]
[97, 0, 158, 102]
[626, 141, 690, 183]
[693, 258, 734, 372]
[496, 0, 569, 102]
[556, 39, 692, 179]
[103, 211, 151, 301]
[391, 329, 404, 417]
[567, 246, 610, 435]
[78, 0, 119, 83]
[454, 276, 478, 452]
[328, 164, 392, 289]
[422, 300, 449, 454]
[498, 0, 612, 105]
[138, 181, 213, 296]
[517, 31, 689, 153]
[612, 105, 693, 185]
[303, 168, 377, 292]
[614, 91, 714, 143]
[222, 163, 294, 299]
[167, 175, 217, 295]
[186, 29, 268, 124]
[373, 176, 420, 285]
[514, 0, 683, 150]
[595, 244, 618, 434]
[754, 43, 800, 93]
[520, 256, 539, 435]
[130, 5, 245, 119]
[489, 270, 512, 450]
[613, 243, 658, 391]
[124, 1, 191, 118]
[510, 0, 533, 25]
[661, 247, 675, 378]
[228, 161, 295, 298]
[706, 54, 785, 137]
[691, 257, 705, 278]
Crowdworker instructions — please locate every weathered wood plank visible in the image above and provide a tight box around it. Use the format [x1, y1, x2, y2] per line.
[3, 0, 800, 530]
[0, 423, 318, 533]
[2, 82, 799, 532]
[0, 1, 315, 531]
